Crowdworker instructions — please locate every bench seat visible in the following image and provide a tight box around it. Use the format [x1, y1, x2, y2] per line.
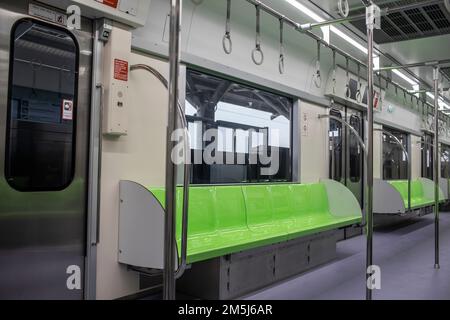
[388, 179, 444, 209]
[148, 182, 361, 264]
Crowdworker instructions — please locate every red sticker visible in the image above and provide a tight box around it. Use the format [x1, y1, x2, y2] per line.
[114, 59, 129, 81]
[101, 0, 119, 8]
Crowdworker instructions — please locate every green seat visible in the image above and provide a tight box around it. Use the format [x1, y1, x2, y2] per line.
[288, 184, 359, 239]
[388, 180, 441, 209]
[148, 182, 361, 264]
[242, 185, 289, 245]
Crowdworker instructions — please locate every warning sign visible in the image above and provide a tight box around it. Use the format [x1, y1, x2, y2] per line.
[114, 59, 129, 81]
[98, 0, 119, 9]
[62, 99, 74, 121]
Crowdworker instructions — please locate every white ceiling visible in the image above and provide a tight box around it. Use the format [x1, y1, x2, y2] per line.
[285, 0, 450, 92]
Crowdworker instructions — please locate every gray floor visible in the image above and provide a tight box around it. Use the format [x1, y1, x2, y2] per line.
[245, 212, 450, 300]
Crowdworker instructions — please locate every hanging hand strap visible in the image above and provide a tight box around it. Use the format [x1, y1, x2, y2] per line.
[222, 0, 232, 54]
[279, 18, 285, 74]
[252, 5, 264, 65]
[345, 57, 351, 98]
[313, 41, 322, 88]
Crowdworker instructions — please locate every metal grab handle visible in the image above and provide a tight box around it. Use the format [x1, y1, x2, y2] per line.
[375, 128, 411, 211]
[130, 64, 190, 280]
[278, 18, 285, 74]
[222, 0, 232, 54]
[95, 83, 104, 244]
[252, 5, 264, 65]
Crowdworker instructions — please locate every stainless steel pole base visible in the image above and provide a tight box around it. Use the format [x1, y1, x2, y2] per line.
[434, 264, 440, 269]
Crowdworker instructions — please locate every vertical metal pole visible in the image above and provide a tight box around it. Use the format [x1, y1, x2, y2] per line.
[434, 66, 440, 270]
[408, 136, 412, 211]
[365, 7, 375, 301]
[164, 0, 182, 300]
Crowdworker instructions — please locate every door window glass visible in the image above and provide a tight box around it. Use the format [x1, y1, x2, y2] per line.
[5, 20, 78, 191]
[329, 109, 343, 182]
[383, 127, 408, 180]
[349, 115, 361, 183]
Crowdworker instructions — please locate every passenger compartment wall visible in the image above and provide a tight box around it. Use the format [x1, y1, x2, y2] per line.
[97, 51, 170, 299]
[299, 101, 328, 183]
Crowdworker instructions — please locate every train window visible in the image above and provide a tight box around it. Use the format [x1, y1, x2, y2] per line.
[5, 20, 78, 191]
[329, 109, 343, 182]
[185, 69, 292, 184]
[362, 87, 368, 105]
[441, 144, 450, 179]
[422, 133, 434, 180]
[383, 127, 408, 180]
[349, 115, 361, 183]
[349, 79, 358, 101]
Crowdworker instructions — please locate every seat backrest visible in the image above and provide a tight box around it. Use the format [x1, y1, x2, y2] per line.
[148, 186, 216, 237]
[306, 183, 329, 213]
[214, 186, 247, 230]
[242, 185, 273, 226]
[186, 187, 216, 235]
[149, 182, 333, 236]
[269, 184, 294, 220]
[289, 184, 311, 218]
[389, 180, 424, 200]
[389, 180, 408, 199]
[411, 181, 424, 199]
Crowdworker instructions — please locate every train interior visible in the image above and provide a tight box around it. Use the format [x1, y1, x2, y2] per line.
[1, 0, 450, 301]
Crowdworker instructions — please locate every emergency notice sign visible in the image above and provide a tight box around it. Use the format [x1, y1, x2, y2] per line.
[114, 59, 129, 81]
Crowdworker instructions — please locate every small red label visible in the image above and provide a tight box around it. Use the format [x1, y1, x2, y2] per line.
[101, 0, 119, 8]
[114, 59, 128, 81]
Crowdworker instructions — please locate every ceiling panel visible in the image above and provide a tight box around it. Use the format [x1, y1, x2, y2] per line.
[309, 0, 450, 43]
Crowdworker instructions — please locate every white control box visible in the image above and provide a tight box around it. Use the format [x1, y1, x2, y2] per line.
[38, 0, 151, 27]
[102, 26, 131, 136]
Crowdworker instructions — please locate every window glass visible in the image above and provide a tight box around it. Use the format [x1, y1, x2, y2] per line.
[422, 133, 434, 180]
[185, 69, 292, 184]
[383, 127, 408, 180]
[349, 79, 358, 101]
[5, 20, 78, 191]
[441, 144, 450, 179]
[349, 115, 361, 182]
[329, 109, 343, 182]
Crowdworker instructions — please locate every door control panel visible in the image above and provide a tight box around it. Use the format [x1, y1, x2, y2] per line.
[102, 26, 131, 136]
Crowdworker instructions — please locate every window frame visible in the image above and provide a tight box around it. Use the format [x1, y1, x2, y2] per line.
[185, 67, 294, 185]
[4, 18, 80, 192]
